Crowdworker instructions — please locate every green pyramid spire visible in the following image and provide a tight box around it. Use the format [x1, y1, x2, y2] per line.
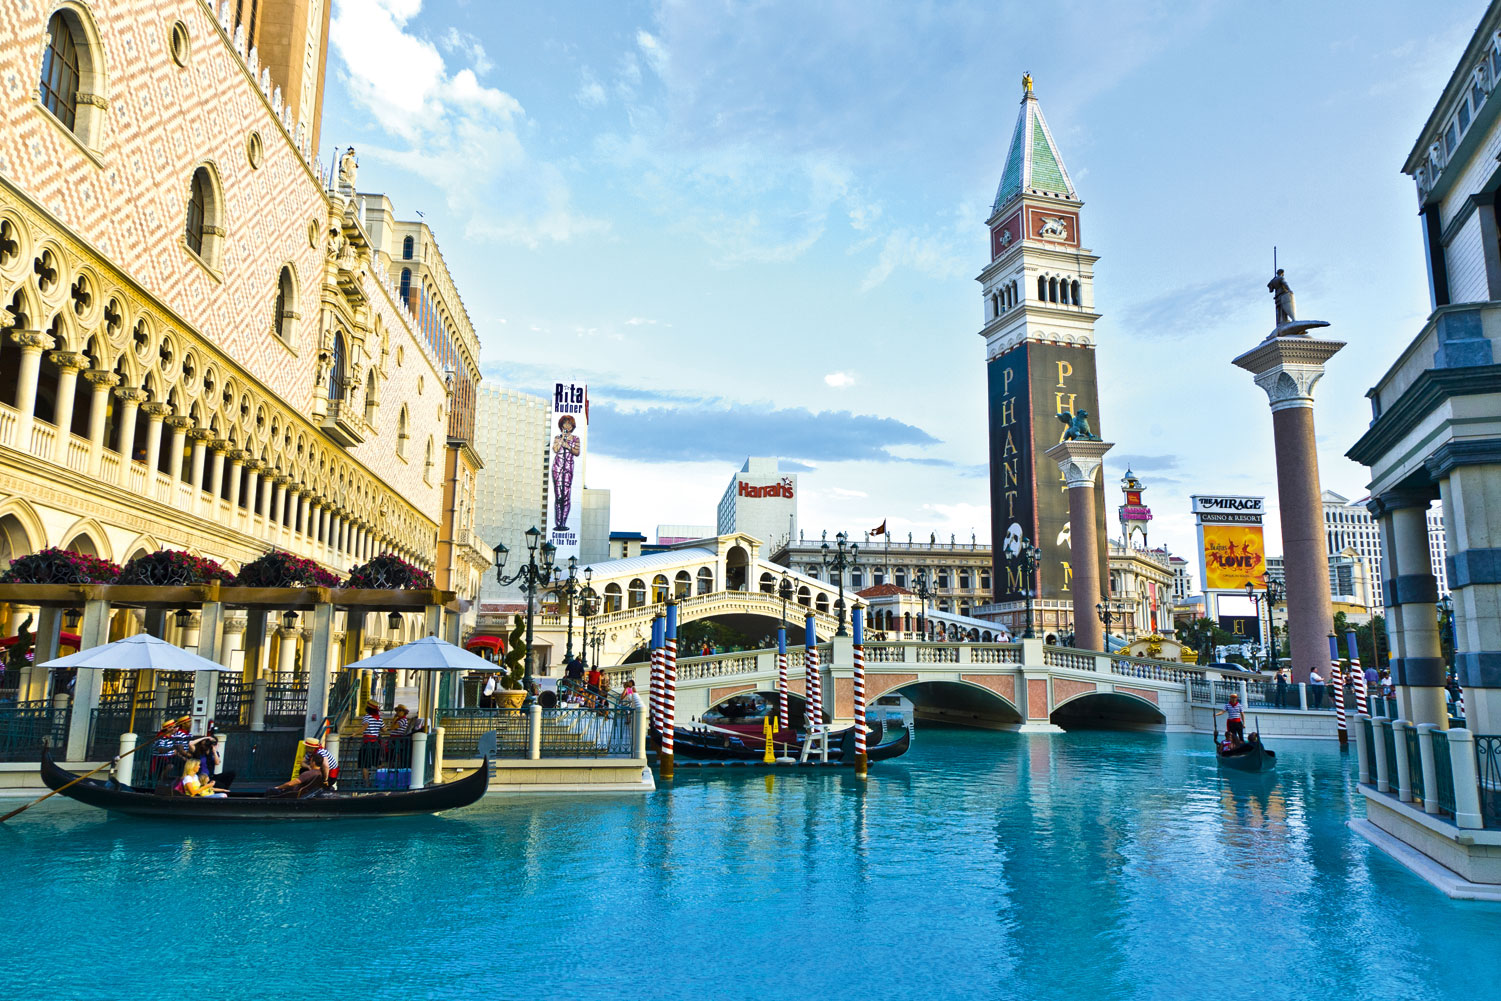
[992, 81, 1076, 214]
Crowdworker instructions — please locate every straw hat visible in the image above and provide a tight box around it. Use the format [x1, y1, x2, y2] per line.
[394, 704, 409, 714]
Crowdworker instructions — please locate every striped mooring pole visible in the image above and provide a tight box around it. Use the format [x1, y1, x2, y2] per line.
[649, 614, 664, 734]
[852, 606, 867, 777]
[1327, 633, 1346, 746]
[660, 601, 677, 780]
[776, 625, 790, 732]
[804, 612, 821, 736]
[1348, 630, 1369, 717]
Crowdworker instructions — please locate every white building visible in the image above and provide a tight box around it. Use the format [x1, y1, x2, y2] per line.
[473, 384, 549, 600]
[657, 524, 715, 545]
[716, 457, 797, 549]
[579, 488, 611, 568]
[1322, 489, 1448, 607]
[1169, 555, 1193, 603]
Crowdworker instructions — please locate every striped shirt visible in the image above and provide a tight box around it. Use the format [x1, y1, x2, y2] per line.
[153, 727, 190, 755]
[316, 747, 338, 774]
[361, 713, 382, 738]
[1224, 703, 1244, 721]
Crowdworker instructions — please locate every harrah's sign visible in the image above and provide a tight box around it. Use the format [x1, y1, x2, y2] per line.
[739, 477, 795, 500]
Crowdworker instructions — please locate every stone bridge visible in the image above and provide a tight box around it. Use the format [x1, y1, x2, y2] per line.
[611, 637, 1206, 732]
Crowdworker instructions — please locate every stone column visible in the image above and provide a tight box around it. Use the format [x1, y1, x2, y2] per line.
[220, 615, 246, 670]
[279, 480, 293, 534]
[164, 416, 191, 493]
[226, 450, 246, 515]
[1044, 439, 1113, 653]
[268, 476, 285, 530]
[140, 402, 171, 482]
[188, 427, 212, 510]
[82, 370, 119, 476]
[113, 387, 146, 463]
[46, 350, 85, 449]
[1233, 333, 1345, 684]
[1371, 489, 1447, 726]
[276, 624, 300, 677]
[10, 329, 55, 446]
[1436, 457, 1501, 733]
[243, 462, 262, 525]
[207, 440, 228, 505]
[303, 602, 335, 737]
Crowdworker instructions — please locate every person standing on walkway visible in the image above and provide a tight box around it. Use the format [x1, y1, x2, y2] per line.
[1274, 668, 1289, 708]
[357, 701, 383, 787]
[1309, 666, 1325, 709]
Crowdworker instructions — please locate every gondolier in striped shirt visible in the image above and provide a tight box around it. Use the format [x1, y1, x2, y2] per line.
[1217, 694, 1246, 746]
[358, 702, 383, 786]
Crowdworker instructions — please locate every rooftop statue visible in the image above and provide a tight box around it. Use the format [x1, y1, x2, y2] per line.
[1267, 269, 1296, 325]
[1056, 409, 1099, 442]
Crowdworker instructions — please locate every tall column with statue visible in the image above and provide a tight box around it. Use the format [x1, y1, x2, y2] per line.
[1045, 437, 1114, 652]
[1233, 270, 1344, 684]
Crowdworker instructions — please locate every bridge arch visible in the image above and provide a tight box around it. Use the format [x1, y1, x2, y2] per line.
[1049, 689, 1165, 729]
[879, 677, 1022, 726]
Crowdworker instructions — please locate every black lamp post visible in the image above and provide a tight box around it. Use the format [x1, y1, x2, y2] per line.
[493, 526, 557, 697]
[778, 574, 795, 636]
[553, 555, 582, 662]
[577, 570, 597, 669]
[1096, 598, 1124, 644]
[912, 569, 937, 639]
[820, 531, 859, 636]
[1016, 536, 1042, 639]
[1437, 592, 1455, 673]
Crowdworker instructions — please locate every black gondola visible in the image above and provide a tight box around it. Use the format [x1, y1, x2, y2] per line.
[661, 718, 912, 765]
[40, 748, 490, 819]
[1214, 730, 1277, 773]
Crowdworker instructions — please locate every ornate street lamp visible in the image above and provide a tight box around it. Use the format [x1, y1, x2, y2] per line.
[1096, 598, 1126, 645]
[577, 568, 598, 669]
[1437, 592, 1455, 672]
[912, 568, 937, 639]
[778, 574, 795, 635]
[820, 531, 859, 636]
[493, 526, 557, 698]
[1016, 535, 1042, 639]
[551, 555, 583, 662]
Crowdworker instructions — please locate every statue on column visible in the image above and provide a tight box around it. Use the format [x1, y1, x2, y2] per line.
[338, 146, 358, 189]
[1267, 269, 1296, 325]
[1056, 409, 1098, 441]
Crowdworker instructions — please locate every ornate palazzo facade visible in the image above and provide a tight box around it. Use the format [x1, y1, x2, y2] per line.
[0, 1, 475, 587]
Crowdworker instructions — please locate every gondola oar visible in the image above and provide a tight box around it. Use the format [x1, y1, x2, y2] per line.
[0, 742, 146, 823]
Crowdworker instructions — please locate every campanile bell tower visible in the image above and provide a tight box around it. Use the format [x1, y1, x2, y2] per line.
[979, 76, 1107, 639]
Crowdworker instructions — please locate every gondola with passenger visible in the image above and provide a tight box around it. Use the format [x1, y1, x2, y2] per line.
[1213, 729, 1277, 773]
[38, 747, 489, 820]
[658, 716, 912, 765]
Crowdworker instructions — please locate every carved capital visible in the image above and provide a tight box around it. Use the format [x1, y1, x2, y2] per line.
[222, 616, 248, 635]
[164, 415, 195, 431]
[1044, 439, 1115, 490]
[47, 350, 88, 371]
[112, 387, 148, 404]
[140, 402, 173, 419]
[188, 427, 216, 443]
[209, 439, 232, 453]
[226, 448, 248, 463]
[82, 369, 119, 389]
[1232, 337, 1346, 413]
[9, 329, 54, 351]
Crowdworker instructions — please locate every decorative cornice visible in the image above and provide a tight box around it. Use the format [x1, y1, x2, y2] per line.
[1347, 364, 1501, 466]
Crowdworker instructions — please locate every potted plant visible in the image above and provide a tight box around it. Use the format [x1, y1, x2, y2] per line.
[345, 553, 434, 590]
[117, 549, 234, 585]
[0, 547, 120, 584]
[495, 613, 528, 709]
[233, 550, 341, 588]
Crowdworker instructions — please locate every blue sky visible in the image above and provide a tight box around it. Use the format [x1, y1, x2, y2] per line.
[322, 0, 1478, 567]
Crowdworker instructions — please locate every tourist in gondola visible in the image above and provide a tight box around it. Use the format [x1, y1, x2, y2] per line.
[357, 701, 384, 786]
[175, 758, 225, 797]
[268, 744, 331, 799]
[149, 715, 193, 785]
[186, 732, 235, 790]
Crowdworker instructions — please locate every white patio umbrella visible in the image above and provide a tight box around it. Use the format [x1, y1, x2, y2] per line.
[341, 634, 495, 673]
[38, 632, 241, 673]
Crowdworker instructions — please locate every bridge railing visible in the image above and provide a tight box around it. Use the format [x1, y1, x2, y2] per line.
[866, 642, 1022, 666]
[537, 589, 843, 635]
[1041, 645, 1206, 684]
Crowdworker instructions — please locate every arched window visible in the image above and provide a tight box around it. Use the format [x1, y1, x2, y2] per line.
[815, 593, 830, 613]
[396, 405, 409, 458]
[604, 582, 623, 612]
[797, 586, 811, 607]
[402, 235, 414, 260]
[1049, 277, 1059, 303]
[424, 435, 434, 481]
[628, 578, 646, 608]
[1071, 280, 1081, 305]
[328, 331, 346, 401]
[674, 570, 691, 598]
[960, 570, 972, 589]
[364, 368, 378, 422]
[183, 165, 223, 268]
[651, 574, 669, 603]
[759, 572, 775, 593]
[39, 12, 80, 129]
[697, 566, 713, 594]
[1037, 276, 1046, 301]
[185, 170, 207, 254]
[273, 266, 294, 341]
[399, 268, 411, 307]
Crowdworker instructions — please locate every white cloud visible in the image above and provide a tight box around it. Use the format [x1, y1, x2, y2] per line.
[328, 0, 603, 247]
[576, 68, 607, 108]
[636, 31, 669, 75]
[824, 371, 856, 388]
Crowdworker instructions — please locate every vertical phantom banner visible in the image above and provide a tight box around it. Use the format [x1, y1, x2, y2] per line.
[804, 613, 821, 732]
[547, 381, 588, 563]
[852, 606, 867, 776]
[989, 343, 1106, 611]
[776, 625, 789, 730]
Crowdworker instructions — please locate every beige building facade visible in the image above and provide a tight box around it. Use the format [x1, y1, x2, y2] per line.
[0, 1, 468, 585]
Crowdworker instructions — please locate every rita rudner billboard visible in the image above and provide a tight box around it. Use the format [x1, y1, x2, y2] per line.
[548, 382, 588, 563]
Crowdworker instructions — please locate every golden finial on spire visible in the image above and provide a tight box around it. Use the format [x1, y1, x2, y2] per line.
[1022, 72, 1033, 95]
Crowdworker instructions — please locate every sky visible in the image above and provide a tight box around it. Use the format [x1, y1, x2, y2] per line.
[320, 0, 1481, 569]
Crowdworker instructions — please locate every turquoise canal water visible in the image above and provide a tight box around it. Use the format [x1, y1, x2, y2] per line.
[4, 729, 1499, 1000]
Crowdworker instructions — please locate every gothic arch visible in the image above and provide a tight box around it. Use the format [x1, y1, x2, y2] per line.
[58, 515, 113, 561]
[0, 498, 46, 564]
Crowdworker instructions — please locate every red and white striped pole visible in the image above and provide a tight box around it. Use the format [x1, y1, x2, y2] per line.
[804, 612, 821, 737]
[1327, 633, 1346, 746]
[660, 602, 677, 780]
[649, 614, 664, 733]
[852, 606, 867, 777]
[776, 625, 789, 731]
[1348, 630, 1369, 717]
